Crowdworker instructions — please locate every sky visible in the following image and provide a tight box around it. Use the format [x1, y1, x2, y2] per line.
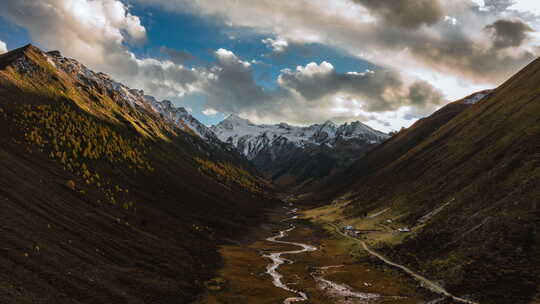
[0, 0, 539, 132]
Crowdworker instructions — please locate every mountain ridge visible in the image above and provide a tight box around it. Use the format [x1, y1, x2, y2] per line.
[0, 44, 276, 304]
[304, 56, 539, 303]
[210, 113, 389, 187]
[211, 114, 388, 158]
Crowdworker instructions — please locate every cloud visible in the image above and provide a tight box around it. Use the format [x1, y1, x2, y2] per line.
[160, 46, 196, 64]
[508, 0, 540, 16]
[0, 40, 7, 54]
[0, 0, 206, 101]
[277, 61, 444, 114]
[194, 51, 444, 126]
[262, 37, 289, 53]
[485, 19, 533, 49]
[202, 108, 218, 116]
[134, 0, 539, 85]
[352, 0, 444, 29]
[127, 57, 205, 98]
[199, 48, 273, 113]
[7, 0, 536, 132]
[0, 0, 146, 72]
[399, 25, 537, 84]
[475, 0, 516, 12]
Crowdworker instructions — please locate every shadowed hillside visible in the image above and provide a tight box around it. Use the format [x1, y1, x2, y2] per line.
[0, 45, 277, 304]
[309, 58, 539, 303]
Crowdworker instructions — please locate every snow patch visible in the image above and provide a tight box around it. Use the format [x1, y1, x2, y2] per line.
[464, 91, 492, 104]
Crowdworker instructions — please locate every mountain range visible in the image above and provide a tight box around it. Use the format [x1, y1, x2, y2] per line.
[45, 47, 389, 188]
[0, 44, 275, 303]
[1, 44, 538, 304]
[211, 115, 389, 187]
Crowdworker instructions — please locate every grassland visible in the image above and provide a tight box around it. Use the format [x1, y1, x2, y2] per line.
[196, 206, 440, 304]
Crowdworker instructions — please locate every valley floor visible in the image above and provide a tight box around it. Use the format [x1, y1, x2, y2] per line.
[194, 203, 456, 304]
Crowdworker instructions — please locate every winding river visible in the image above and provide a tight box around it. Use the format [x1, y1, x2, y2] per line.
[263, 210, 381, 304]
[263, 224, 317, 303]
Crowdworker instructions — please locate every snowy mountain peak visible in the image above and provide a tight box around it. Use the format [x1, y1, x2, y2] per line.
[211, 117, 389, 159]
[224, 113, 251, 124]
[323, 120, 337, 126]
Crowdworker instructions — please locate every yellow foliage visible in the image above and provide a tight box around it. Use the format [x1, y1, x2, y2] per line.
[17, 104, 148, 213]
[194, 157, 268, 193]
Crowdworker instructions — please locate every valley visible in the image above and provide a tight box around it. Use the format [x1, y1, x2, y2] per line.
[195, 203, 456, 304]
[211, 115, 389, 188]
[0, 41, 538, 304]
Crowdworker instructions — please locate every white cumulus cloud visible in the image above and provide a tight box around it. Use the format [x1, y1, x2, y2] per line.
[0, 0, 204, 101]
[262, 37, 289, 53]
[0, 40, 7, 54]
[202, 108, 218, 116]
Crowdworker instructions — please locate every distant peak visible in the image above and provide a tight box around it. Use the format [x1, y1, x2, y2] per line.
[46, 50, 62, 57]
[227, 113, 241, 119]
[224, 113, 250, 123]
[323, 120, 337, 126]
[0, 44, 47, 70]
[1, 44, 41, 57]
[176, 106, 190, 114]
[19, 44, 45, 56]
[21, 43, 38, 51]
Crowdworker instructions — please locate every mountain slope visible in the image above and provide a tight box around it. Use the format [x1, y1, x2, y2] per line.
[211, 115, 388, 187]
[0, 45, 275, 304]
[316, 59, 539, 303]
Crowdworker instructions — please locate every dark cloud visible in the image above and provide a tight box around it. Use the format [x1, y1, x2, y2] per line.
[197, 53, 444, 125]
[364, 23, 537, 83]
[160, 46, 197, 64]
[201, 49, 274, 113]
[277, 62, 444, 113]
[485, 19, 533, 49]
[353, 0, 444, 29]
[410, 29, 536, 83]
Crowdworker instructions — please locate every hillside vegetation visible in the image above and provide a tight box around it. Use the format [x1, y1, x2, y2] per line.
[0, 45, 276, 304]
[308, 60, 540, 303]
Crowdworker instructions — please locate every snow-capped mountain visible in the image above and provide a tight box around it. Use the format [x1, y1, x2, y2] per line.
[142, 96, 218, 141]
[211, 115, 389, 186]
[41, 48, 389, 187]
[45, 50, 217, 142]
[211, 114, 389, 160]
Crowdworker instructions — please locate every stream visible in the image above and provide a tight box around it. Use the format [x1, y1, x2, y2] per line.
[263, 210, 382, 304]
[263, 223, 317, 303]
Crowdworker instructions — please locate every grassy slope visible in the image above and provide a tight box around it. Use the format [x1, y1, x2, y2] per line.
[312, 60, 539, 303]
[0, 45, 277, 303]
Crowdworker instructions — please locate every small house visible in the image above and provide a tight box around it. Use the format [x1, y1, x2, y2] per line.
[398, 227, 411, 233]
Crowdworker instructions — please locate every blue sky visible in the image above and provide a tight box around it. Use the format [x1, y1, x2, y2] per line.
[0, 3, 375, 127]
[1, 0, 538, 131]
[124, 3, 377, 125]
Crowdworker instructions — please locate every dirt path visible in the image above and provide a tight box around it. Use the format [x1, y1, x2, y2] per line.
[330, 224, 479, 304]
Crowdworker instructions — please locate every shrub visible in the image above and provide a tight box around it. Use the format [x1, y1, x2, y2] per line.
[65, 180, 76, 191]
